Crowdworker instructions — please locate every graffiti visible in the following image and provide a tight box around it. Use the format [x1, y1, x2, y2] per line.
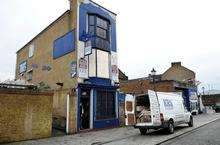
[70, 61, 77, 78]
[42, 64, 52, 71]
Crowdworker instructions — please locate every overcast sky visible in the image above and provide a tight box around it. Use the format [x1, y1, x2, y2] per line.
[1, 0, 220, 91]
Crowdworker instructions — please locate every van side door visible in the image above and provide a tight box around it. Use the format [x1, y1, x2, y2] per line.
[125, 94, 136, 126]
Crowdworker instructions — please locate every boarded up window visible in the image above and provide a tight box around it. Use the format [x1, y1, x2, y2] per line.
[127, 114, 135, 125]
[126, 101, 133, 112]
[53, 30, 75, 59]
[97, 50, 109, 78]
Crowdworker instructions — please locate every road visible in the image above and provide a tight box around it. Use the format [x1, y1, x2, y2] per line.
[161, 119, 220, 145]
[4, 113, 220, 145]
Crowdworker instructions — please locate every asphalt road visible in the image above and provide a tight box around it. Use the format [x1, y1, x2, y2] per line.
[161, 119, 220, 145]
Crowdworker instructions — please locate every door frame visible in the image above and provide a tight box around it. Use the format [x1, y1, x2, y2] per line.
[77, 87, 94, 131]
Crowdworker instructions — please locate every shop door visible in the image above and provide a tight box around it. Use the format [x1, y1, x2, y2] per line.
[80, 89, 91, 130]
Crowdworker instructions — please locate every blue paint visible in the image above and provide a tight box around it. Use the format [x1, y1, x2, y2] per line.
[93, 118, 119, 129]
[118, 93, 126, 104]
[77, 85, 119, 131]
[79, 3, 117, 52]
[53, 30, 75, 59]
[183, 89, 190, 111]
[88, 77, 112, 86]
[93, 89, 119, 129]
[77, 86, 81, 132]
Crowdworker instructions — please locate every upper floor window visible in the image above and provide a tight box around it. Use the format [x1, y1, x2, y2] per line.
[29, 44, 35, 58]
[19, 61, 27, 74]
[53, 30, 75, 59]
[88, 15, 110, 51]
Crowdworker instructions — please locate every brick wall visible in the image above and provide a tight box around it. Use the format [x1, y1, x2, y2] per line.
[16, 11, 77, 90]
[202, 94, 220, 106]
[162, 62, 195, 82]
[120, 79, 175, 95]
[0, 89, 53, 143]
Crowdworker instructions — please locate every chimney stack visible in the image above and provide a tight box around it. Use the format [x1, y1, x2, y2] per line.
[171, 62, 181, 67]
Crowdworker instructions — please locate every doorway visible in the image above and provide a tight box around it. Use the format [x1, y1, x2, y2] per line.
[80, 88, 91, 130]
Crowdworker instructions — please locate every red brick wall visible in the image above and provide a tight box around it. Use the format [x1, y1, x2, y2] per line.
[120, 79, 175, 95]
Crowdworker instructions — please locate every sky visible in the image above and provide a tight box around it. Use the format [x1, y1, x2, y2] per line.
[1, 0, 220, 91]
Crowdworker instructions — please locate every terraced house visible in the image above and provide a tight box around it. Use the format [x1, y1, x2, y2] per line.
[16, 0, 119, 134]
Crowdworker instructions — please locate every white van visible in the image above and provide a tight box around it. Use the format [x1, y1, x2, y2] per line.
[125, 90, 193, 134]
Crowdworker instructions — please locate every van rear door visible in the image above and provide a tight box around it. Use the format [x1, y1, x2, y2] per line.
[125, 94, 136, 126]
[148, 90, 161, 126]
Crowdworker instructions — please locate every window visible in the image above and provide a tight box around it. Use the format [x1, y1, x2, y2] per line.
[88, 49, 110, 78]
[96, 91, 116, 120]
[97, 49, 109, 78]
[19, 61, 27, 74]
[29, 44, 35, 58]
[27, 70, 33, 81]
[88, 15, 110, 51]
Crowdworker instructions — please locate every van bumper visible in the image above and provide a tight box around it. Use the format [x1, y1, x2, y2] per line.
[134, 122, 169, 129]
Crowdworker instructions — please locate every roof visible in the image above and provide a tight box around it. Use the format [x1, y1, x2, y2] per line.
[16, 1, 117, 54]
[121, 74, 162, 83]
[204, 90, 220, 95]
[89, 0, 117, 16]
[162, 64, 195, 77]
[16, 10, 70, 53]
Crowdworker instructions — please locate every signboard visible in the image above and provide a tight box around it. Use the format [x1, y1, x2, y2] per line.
[70, 61, 77, 78]
[110, 52, 119, 83]
[78, 58, 88, 79]
[84, 40, 92, 56]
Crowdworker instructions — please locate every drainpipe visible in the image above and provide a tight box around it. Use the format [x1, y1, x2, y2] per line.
[66, 94, 70, 134]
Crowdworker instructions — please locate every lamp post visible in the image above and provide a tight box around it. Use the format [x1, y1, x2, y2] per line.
[150, 68, 157, 92]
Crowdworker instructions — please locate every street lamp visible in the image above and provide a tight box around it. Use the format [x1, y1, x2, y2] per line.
[151, 68, 156, 76]
[150, 68, 157, 91]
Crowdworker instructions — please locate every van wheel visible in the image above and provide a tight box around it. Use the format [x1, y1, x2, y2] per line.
[167, 121, 174, 134]
[188, 116, 193, 127]
[139, 128, 147, 135]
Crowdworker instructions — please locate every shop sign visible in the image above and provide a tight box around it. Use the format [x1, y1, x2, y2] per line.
[111, 52, 119, 83]
[78, 58, 88, 79]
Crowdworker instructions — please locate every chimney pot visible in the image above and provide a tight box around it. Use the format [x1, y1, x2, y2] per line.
[171, 62, 181, 67]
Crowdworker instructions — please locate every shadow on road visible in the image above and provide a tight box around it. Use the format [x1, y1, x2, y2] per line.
[144, 125, 189, 136]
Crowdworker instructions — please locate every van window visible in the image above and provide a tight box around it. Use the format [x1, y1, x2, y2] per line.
[163, 99, 173, 110]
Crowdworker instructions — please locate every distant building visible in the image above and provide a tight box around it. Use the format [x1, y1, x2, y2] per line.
[120, 62, 198, 111]
[119, 69, 128, 82]
[202, 90, 220, 106]
[16, 0, 119, 134]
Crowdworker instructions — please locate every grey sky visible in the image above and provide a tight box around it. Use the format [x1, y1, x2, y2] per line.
[1, 0, 220, 91]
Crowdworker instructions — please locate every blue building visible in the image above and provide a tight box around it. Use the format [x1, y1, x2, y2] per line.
[76, 0, 119, 131]
[16, 0, 120, 134]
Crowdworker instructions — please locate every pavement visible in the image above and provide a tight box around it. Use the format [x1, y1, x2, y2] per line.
[161, 119, 220, 145]
[4, 113, 220, 145]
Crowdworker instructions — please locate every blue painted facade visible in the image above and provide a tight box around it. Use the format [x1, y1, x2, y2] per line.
[77, 84, 119, 131]
[183, 88, 198, 111]
[79, 3, 117, 52]
[53, 30, 75, 59]
[77, 2, 119, 131]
